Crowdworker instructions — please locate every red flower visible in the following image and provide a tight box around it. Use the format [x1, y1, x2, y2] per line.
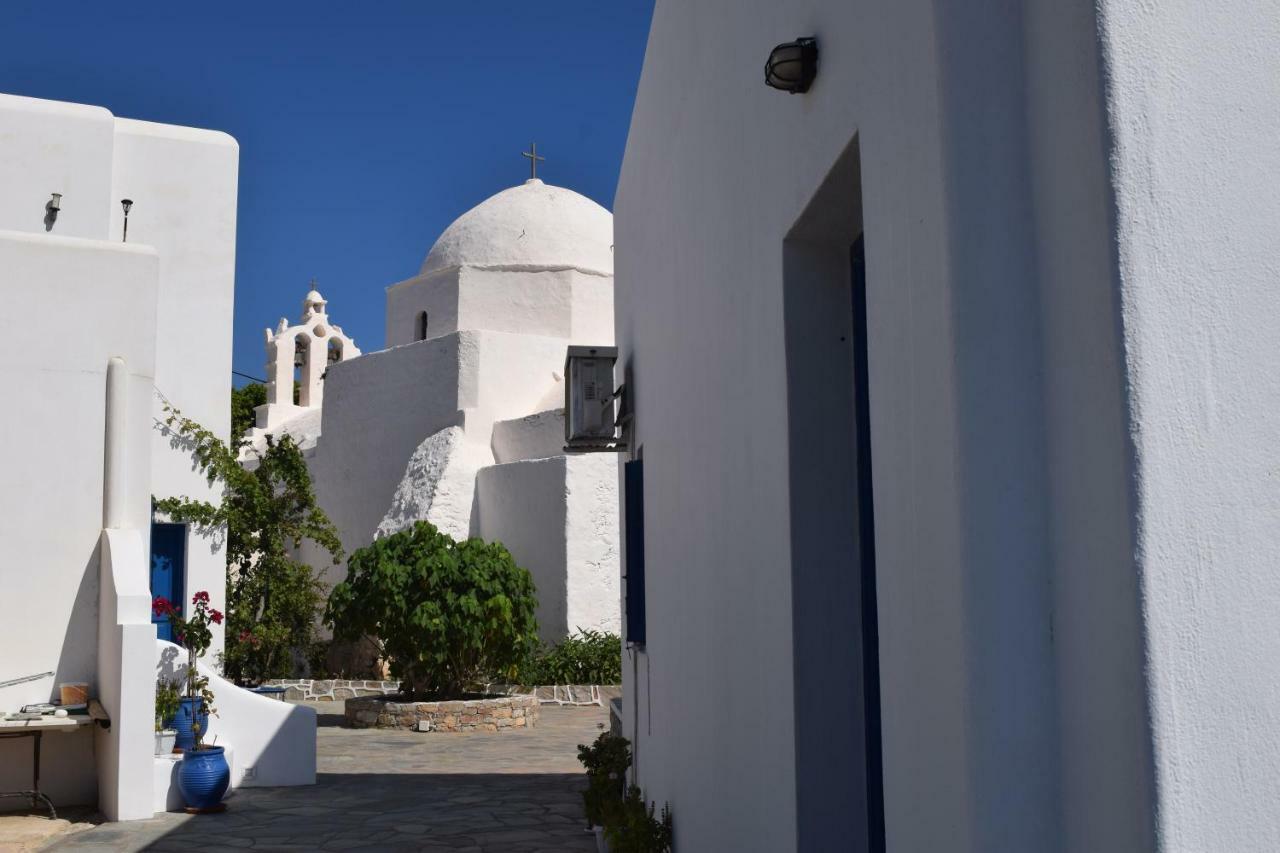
[152, 596, 174, 617]
[210, 609, 223, 625]
[238, 630, 253, 643]
[192, 590, 210, 605]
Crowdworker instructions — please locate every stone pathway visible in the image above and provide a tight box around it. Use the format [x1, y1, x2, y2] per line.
[42, 703, 606, 852]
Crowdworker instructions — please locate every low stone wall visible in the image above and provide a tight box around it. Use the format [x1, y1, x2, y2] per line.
[267, 679, 621, 707]
[480, 683, 622, 707]
[266, 679, 400, 701]
[346, 694, 539, 732]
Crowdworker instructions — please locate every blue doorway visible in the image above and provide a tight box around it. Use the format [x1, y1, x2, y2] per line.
[150, 522, 186, 641]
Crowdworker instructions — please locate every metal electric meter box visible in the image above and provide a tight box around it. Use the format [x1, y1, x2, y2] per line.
[564, 345, 619, 447]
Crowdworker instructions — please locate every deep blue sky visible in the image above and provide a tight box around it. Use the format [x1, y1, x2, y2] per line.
[2, 1, 653, 384]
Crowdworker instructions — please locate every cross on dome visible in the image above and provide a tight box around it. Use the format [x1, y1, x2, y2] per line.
[522, 142, 545, 181]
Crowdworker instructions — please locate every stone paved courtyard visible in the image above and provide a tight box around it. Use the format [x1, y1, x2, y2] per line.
[38, 702, 606, 852]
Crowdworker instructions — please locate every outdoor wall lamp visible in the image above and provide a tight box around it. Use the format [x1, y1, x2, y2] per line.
[564, 345, 628, 452]
[765, 37, 818, 93]
[121, 199, 133, 242]
[43, 192, 62, 230]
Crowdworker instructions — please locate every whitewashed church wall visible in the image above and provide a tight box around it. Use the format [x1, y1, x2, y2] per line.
[568, 269, 615, 346]
[0, 94, 115, 240]
[308, 335, 467, 591]
[1095, 1, 1280, 849]
[491, 410, 566, 464]
[0, 232, 159, 809]
[111, 119, 239, 660]
[455, 267, 575, 339]
[463, 330, 573, 441]
[475, 458, 571, 641]
[563, 455, 621, 636]
[384, 268, 459, 347]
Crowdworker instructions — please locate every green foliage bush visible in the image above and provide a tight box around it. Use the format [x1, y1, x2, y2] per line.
[325, 521, 539, 698]
[578, 731, 631, 827]
[578, 732, 672, 851]
[516, 629, 622, 685]
[605, 787, 674, 853]
[230, 383, 266, 440]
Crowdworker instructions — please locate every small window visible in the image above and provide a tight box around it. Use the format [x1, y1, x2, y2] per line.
[416, 311, 429, 342]
[624, 459, 646, 646]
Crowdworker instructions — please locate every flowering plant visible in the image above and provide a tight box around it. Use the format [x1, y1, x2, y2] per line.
[152, 591, 222, 748]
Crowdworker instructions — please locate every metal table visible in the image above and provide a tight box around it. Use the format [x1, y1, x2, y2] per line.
[0, 702, 108, 819]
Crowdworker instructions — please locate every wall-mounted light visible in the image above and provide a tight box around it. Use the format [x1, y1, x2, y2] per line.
[764, 37, 818, 94]
[45, 193, 62, 230]
[121, 199, 133, 242]
[564, 345, 627, 452]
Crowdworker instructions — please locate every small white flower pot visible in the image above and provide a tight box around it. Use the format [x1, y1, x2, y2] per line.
[155, 729, 177, 755]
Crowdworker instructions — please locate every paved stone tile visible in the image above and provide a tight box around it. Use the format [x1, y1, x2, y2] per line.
[42, 704, 604, 851]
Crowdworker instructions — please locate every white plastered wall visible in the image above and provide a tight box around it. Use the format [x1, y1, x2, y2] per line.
[607, 0, 1261, 849]
[384, 268, 460, 347]
[111, 118, 239, 660]
[1097, 1, 1280, 849]
[0, 231, 159, 813]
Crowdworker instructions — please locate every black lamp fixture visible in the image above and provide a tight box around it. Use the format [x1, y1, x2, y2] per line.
[120, 199, 133, 242]
[764, 37, 818, 94]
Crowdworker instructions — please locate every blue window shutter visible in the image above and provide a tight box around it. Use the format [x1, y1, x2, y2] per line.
[624, 460, 646, 646]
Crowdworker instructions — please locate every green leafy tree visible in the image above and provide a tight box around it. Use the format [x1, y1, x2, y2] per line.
[154, 401, 343, 684]
[326, 521, 539, 698]
[230, 383, 266, 440]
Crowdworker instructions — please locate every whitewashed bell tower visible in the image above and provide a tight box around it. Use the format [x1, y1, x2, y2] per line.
[252, 285, 360, 433]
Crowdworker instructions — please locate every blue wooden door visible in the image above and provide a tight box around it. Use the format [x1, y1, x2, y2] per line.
[150, 523, 186, 642]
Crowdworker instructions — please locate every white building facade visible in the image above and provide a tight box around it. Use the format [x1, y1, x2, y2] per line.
[0, 92, 314, 820]
[252, 178, 620, 647]
[614, 2, 1280, 852]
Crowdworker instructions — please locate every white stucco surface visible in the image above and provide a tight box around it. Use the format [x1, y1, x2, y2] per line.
[0, 230, 158, 816]
[111, 118, 239, 660]
[1097, 1, 1280, 849]
[491, 409, 566, 464]
[376, 426, 489, 542]
[0, 94, 115, 240]
[614, 1, 1280, 851]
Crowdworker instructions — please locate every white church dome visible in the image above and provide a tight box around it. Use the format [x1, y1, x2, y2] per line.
[420, 179, 613, 277]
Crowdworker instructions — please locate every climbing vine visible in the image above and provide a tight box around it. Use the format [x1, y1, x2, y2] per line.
[154, 399, 343, 684]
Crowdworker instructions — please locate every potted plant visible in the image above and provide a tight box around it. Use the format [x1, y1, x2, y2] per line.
[154, 591, 230, 811]
[154, 678, 180, 755]
[578, 732, 631, 852]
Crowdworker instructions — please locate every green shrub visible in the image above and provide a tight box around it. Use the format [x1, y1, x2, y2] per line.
[517, 629, 622, 685]
[604, 786, 673, 853]
[325, 521, 539, 698]
[578, 731, 632, 827]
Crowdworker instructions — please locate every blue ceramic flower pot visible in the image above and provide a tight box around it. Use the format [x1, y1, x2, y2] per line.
[178, 746, 229, 810]
[172, 697, 208, 752]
